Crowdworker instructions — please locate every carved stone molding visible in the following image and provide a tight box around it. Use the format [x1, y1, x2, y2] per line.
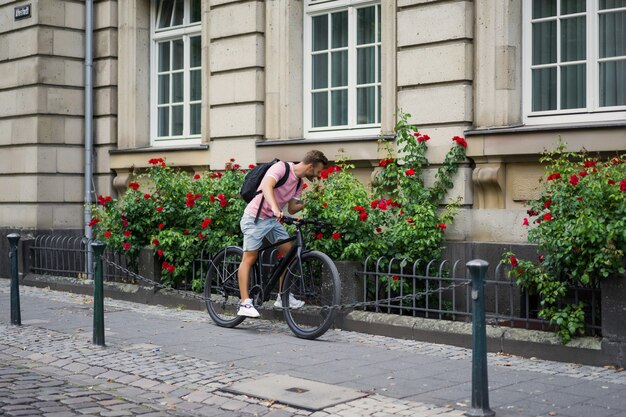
[112, 168, 133, 196]
[472, 164, 505, 209]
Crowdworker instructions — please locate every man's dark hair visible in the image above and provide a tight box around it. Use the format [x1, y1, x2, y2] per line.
[302, 150, 328, 167]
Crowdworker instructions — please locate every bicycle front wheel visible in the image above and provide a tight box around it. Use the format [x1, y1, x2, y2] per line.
[205, 246, 246, 328]
[282, 251, 340, 339]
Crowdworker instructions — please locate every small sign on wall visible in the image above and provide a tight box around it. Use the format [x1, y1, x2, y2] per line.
[14, 4, 32, 21]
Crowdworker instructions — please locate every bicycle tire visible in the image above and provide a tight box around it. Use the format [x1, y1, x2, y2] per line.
[205, 246, 246, 328]
[282, 251, 340, 339]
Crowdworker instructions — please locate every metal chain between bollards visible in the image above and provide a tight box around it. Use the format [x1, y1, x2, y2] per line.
[465, 259, 495, 417]
[101, 257, 470, 311]
[7, 233, 21, 326]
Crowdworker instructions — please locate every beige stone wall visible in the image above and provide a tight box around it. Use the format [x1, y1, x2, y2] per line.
[0, 0, 117, 229]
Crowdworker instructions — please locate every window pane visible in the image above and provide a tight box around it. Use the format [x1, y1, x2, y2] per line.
[600, 59, 626, 106]
[158, 42, 170, 72]
[533, 0, 556, 19]
[331, 90, 348, 126]
[158, 74, 169, 104]
[532, 67, 557, 111]
[158, 107, 169, 137]
[172, 39, 184, 70]
[357, 47, 375, 84]
[600, 11, 626, 58]
[190, 103, 201, 135]
[331, 51, 347, 87]
[191, 0, 201, 23]
[357, 6, 375, 45]
[357, 87, 375, 124]
[601, 0, 626, 9]
[190, 69, 201, 101]
[312, 15, 328, 52]
[172, 0, 183, 26]
[377, 5, 381, 42]
[561, 16, 586, 62]
[312, 53, 328, 89]
[172, 72, 184, 102]
[378, 45, 381, 82]
[158, 0, 174, 28]
[172, 105, 183, 135]
[377, 85, 381, 123]
[561, 64, 586, 109]
[190, 36, 201, 67]
[312, 92, 328, 127]
[331, 11, 347, 48]
[533, 21, 557, 65]
[561, 0, 585, 15]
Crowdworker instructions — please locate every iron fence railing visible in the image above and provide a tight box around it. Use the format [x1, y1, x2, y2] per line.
[27, 234, 602, 336]
[359, 255, 602, 336]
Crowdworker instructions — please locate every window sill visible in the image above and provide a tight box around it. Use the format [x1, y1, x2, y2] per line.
[109, 144, 209, 154]
[465, 120, 626, 137]
[257, 135, 394, 146]
[109, 145, 209, 171]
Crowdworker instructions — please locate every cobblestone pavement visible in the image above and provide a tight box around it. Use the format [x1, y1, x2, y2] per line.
[1, 280, 625, 417]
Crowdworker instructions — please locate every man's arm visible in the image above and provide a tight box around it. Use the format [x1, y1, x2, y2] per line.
[287, 198, 304, 215]
[259, 176, 282, 218]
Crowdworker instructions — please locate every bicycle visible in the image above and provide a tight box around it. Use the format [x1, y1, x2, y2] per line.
[203, 216, 341, 340]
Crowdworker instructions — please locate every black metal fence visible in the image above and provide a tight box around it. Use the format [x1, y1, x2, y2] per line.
[359, 255, 602, 336]
[27, 234, 602, 336]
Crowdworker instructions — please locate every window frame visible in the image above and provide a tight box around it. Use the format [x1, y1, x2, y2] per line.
[150, 0, 202, 147]
[522, 0, 626, 125]
[304, 0, 382, 139]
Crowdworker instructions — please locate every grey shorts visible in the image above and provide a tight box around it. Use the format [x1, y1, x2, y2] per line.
[240, 214, 290, 252]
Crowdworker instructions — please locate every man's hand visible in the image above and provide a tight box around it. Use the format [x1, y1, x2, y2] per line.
[288, 198, 305, 215]
[272, 206, 284, 220]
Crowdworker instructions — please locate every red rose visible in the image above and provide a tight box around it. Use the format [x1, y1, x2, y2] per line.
[544, 200, 551, 209]
[183, 230, 189, 235]
[201, 218, 212, 229]
[220, 199, 228, 207]
[124, 230, 131, 237]
[230, 157, 235, 162]
[316, 233, 324, 240]
[319, 169, 329, 179]
[392, 276, 399, 281]
[437, 223, 446, 229]
[359, 212, 368, 221]
[375, 227, 382, 233]
[88, 218, 100, 227]
[167, 265, 175, 273]
[157, 249, 164, 257]
[522, 218, 529, 226]
[158, 223, 165, 230]
[332, 232, 341, 240]
[583, 161, 597, 168]
[452, 136, 468, 148]
[193, 174, 200, 180]
[570, 175, 579, 186]
[123, 220, 129, 227]
[156, 206, 163, 212]
[302, 183, 308, 190]
[353, 205, 365, 212]
[128, 182, 140, 190]
[620, 179, 626, 192]
[577, 196, 583, 201]
[608, 179, 616, 185]
[218, 194, 225, 200]
[405, 168, 415, 176]
[510, 256, 518, 267]
[543, 213, 553, 221]
[186, 199, 195, 208]
[547, 173, 561, 181]
[152, 238, 159, 246]
[579, 171, 587, 177]
[210, 195, 216, 202]
[123, 242, 131, 251]
[144, 193, 151, 199]
[407, 218, 415, 225]
[539, 255, 544, 263]
[198, 232, 206, 239]
[323, 202, 328, 208]
[370, 200, 379, 209]
[249, 164, 256, 169]
[377, 200, 388, 210]
[104, 231, 112, 238]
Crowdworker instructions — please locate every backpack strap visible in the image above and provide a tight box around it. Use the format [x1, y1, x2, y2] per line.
[254, 162, 294, 223]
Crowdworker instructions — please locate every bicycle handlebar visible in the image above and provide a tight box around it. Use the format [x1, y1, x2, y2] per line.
[282, 216, 331, 228]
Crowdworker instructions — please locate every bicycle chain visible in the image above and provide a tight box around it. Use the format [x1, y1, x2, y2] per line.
[102, 257, 470, 311]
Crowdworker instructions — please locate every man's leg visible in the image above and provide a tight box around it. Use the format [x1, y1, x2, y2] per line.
[238, 250, 258, 302]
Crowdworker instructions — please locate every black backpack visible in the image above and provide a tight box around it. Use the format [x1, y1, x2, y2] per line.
[240, 159, 302, 221]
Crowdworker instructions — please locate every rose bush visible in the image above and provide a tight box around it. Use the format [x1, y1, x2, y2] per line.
[92, 158, 246, 289]
[503, 143, 626, 343]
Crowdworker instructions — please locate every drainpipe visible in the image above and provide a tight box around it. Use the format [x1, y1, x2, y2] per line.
[84, 0, 94, 278]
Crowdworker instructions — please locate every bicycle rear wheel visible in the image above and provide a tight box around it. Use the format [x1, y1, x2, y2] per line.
[205, 246, 246, 328]
[282, 251, 340, 339]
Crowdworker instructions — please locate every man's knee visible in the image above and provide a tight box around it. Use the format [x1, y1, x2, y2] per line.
[241, 251, 258, 265]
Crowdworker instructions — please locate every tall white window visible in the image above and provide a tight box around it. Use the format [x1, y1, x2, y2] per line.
[304, 1, 381, 139]
[151, 0, 202, 145]
[523, 0, 626, 124]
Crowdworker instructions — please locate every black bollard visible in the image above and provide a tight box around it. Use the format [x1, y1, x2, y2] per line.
[92, 241, 106, 346]
[8, 234, 21, 326]
[466, 259, 495, 417]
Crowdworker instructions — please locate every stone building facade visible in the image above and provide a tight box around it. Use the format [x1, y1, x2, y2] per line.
[1, 0, 625, 254]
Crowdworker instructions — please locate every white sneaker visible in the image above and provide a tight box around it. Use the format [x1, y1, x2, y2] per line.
[274, 293, 305, 309]
[237, 299, 260, 318]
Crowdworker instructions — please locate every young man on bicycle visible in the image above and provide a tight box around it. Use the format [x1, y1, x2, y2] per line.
[237, 150, 328, 317]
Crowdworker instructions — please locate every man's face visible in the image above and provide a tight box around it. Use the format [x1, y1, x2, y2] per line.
[305, 162, 326, 181]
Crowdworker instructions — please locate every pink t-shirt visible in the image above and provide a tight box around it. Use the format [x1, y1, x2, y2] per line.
[244, 162, 302, 219]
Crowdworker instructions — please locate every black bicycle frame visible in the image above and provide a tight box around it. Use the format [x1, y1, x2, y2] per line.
[252, 225, 307, 303]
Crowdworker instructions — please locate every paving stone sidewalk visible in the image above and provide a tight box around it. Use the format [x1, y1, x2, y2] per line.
[1, 280, 625, 417]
